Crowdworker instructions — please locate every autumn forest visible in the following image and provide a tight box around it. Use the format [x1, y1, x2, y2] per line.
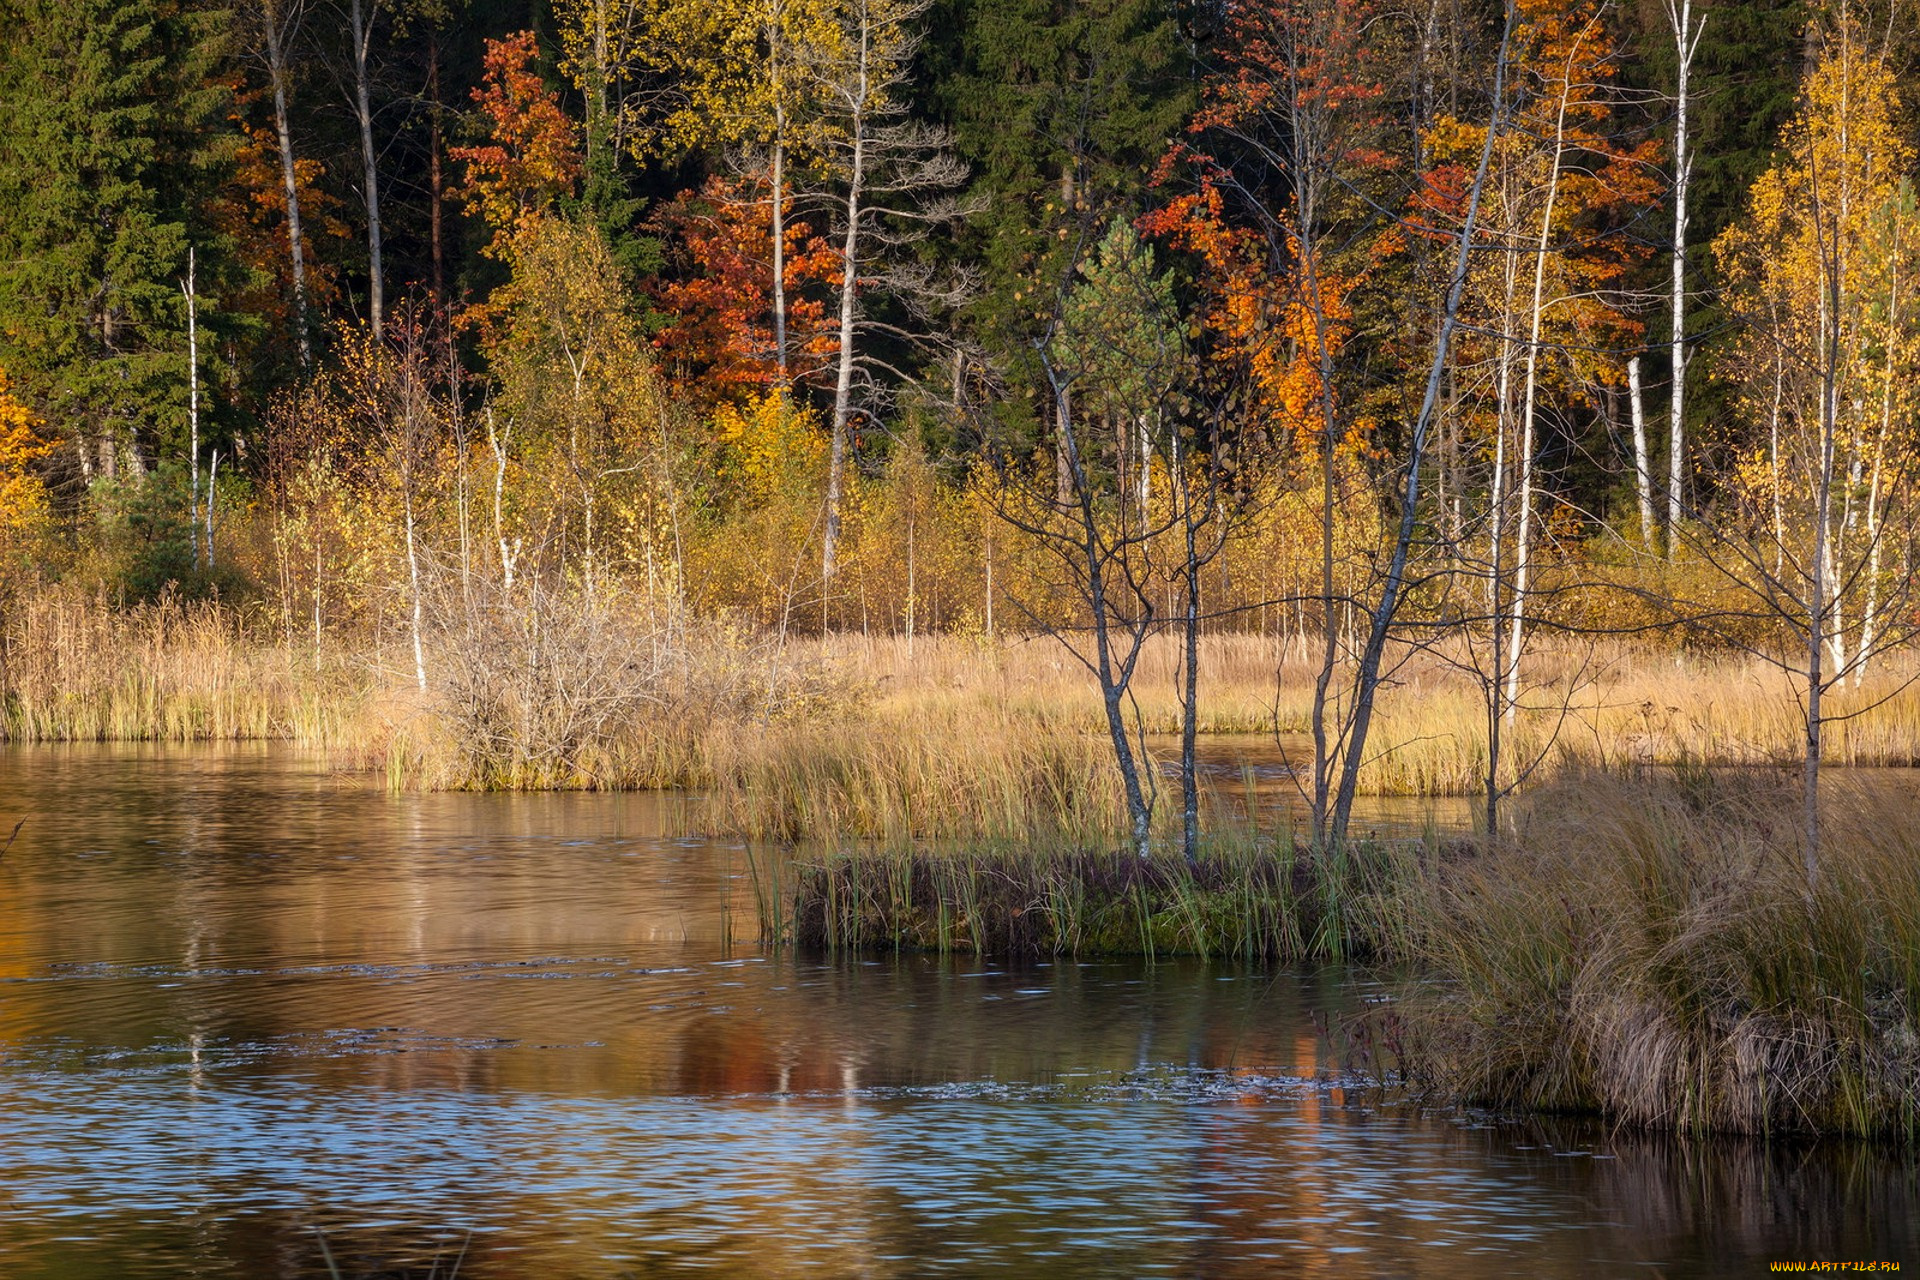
[3, 0, 1920, 1163]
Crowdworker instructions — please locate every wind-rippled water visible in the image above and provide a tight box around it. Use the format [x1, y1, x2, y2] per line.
[0, 745, 1912, 1277]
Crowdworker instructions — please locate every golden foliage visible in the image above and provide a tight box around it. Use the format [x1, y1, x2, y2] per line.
[0, 365, 51, 559]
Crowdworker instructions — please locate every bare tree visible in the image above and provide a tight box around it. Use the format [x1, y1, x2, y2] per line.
[989, 346, 1171, 860]
[1326, 2, 1514, 847]
[1665, 0, 1705, 545]
[245, 0, 313, 369]
[803, 0, 973, 597]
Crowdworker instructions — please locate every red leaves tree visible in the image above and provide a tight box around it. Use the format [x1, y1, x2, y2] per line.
[451, 32, 583, 262]
[646, 174, 837, 407]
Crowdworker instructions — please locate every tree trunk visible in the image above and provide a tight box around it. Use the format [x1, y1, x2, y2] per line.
[1804, 188, 1844, 895]
[770, 0, 790, 386]
[1768, 334, 1787, 578]
[1666, 0, 1701, 546]
[265, 4, 311, 370]
[205, 450, 218, 568]
[1629, 355, 1655, 550]
[823, 71, 866, 597]
[488, 406, 518, 591]
[1502, 31, 1580, 732]
[428, 31, 444, 313]
[350, 0, 384, 340]
[183, 246, 201, 568]
[1855, 232, 1901, 686]
[1332, 3, 1511, 847]
[1179, 440, 1201, 865]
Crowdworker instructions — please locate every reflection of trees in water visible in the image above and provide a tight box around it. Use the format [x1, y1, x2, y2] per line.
[1442, 1117, 1919, 1265]
[1585, 1129, 1917, 1263]
[5, 750, 1914, 1275]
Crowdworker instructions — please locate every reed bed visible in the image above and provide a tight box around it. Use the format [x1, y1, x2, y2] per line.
[787, 632, 1920, 796]
[705, 697, 1127, 843]
[8, 580, 1920, 832]
[773, 832, 1414, 960]
[1394, 767, 1920, 1138]
[1, 583, 366, 745]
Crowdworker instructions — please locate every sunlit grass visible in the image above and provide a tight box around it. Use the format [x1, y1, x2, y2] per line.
[9, 585, 1920, 840]
[1394, 767, 1920, 1138]
[1, 582, 367, 745]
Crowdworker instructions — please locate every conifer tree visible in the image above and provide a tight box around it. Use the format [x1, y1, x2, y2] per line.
[0, 0, 231, 488]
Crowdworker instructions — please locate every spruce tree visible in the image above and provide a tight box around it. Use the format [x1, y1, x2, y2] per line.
[0, 0, 231, 491]
[928, 0, 1194, 356]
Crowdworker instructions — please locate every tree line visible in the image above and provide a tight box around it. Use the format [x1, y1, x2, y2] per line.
[1, 0, 1918, 866]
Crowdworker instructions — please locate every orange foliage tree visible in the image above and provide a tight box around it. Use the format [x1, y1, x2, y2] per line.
[451, 32, 583, 264]
[646, 174, 838, 407]
[1141, 0, 1386, 463]
[1141, 0, 1389, 843]
[0, 365, 52, 559]
[212, 78, 350, 377]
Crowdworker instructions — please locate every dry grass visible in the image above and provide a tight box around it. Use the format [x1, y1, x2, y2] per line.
[704, 697, 1126, 843]
[1, 582, 363, 745]
[781, 632, 1920, 797]
[8, 580, 1920, 849]
[1394, 767, 1920, 1138]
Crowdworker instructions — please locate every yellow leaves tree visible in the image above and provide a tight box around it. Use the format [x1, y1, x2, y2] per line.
[1713, 21, 1918, 675]
[1709, 16, 1920, 881]
[0, 366, 53, 563]
[575, 0, 839, 385]
[712, 390, 824, 506]
[485, 216, 674, 602]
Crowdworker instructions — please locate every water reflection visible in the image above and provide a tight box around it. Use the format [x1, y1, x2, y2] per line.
[0, 745, 1911, 1277]
[1157, 733, 1476, 835]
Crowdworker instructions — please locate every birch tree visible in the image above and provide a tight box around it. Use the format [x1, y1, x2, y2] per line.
[1664, 0, 1706, 546]
[803, 0, 972, 595]
[1709, 19, 1920, 886]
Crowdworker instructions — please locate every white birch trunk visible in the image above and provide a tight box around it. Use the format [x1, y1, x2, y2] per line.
[1504, 63, 1576, 728]
[1665, 0, 1703, 545]
[183, 247, 201, 568]
[1629, 355, 1654, 550]
[823, 10, 870, 593]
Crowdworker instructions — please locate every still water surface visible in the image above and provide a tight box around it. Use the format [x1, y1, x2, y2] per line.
[0, 745, 1913, 1277]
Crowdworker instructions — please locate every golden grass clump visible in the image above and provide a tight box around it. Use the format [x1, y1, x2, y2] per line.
[704, 694, 1127, 844]
[1399, 767, 1920, 1137]
[1, 582, 364, 745]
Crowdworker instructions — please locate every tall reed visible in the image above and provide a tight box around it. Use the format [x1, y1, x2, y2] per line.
[1396, 767, 1920, 1137]
[1, 582, 363, 744]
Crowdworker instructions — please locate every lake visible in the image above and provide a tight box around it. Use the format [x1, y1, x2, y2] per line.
[0, 745, 1912, 1276]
